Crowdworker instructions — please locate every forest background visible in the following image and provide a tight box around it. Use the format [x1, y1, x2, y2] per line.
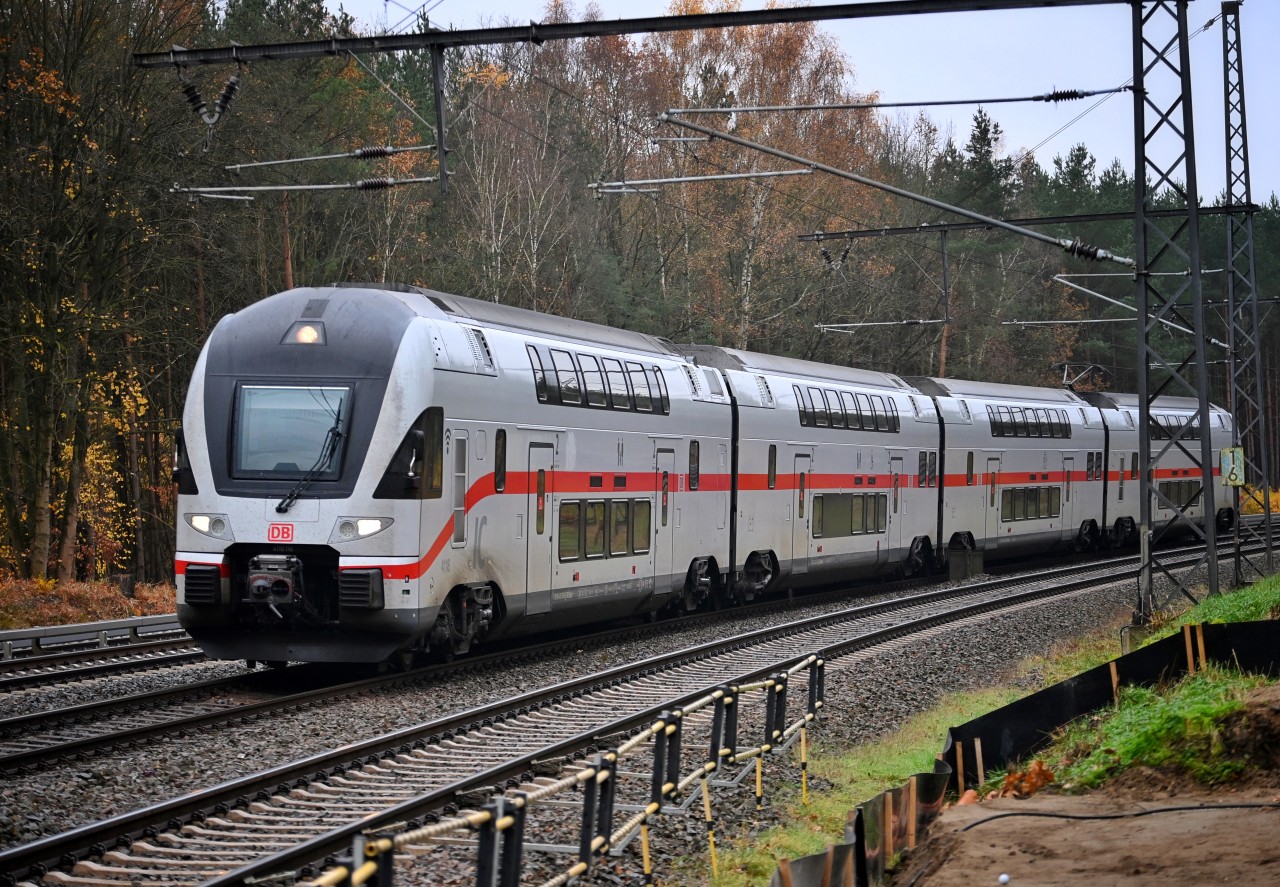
[2, 0, 1278, 588]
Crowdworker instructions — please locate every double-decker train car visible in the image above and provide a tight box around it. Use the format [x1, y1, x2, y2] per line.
[1078, 391, 1234, 546]
[908, 377, 1108, 557]
[175, 283, 1235, 666]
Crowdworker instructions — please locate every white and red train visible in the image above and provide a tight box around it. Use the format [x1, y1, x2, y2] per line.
[174, 284, 1235, 665]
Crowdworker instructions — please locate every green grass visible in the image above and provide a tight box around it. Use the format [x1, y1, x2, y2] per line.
[676, 573, 1280, 886]
[1048, 665, 1267, 789]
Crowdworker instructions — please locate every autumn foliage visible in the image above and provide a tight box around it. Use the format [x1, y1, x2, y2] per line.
[0, 578, 175, 630]
[3, 0, 1280, 593]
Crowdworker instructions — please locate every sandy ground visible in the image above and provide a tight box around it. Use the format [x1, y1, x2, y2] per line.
[887, 683, 1280, 887]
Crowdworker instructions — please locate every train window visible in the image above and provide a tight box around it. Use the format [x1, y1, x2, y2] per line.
[887, 400, 900, 432]
[1000, 406, 1012, 436]
[798, 471, 806, 518]
[1050, 486, 1061, 516]
[1131, 452, 1138, 480]
[966, 452, 974, 486]
[928, 452, 937, 487]
[536, 470, 546, 534]
[234, 384, 351, 480]
[876, 494, 888, 532]
[812, 495, 824, 538]
[610, 500, 630, 556]
[425, 407, 444, 499]
[689, 440, 700, 490]
[840, 391, 861, 429]
[870, 395, 889, 431]
[558, 501, 580, 560]
[661, 471, 669, 526]
[851, 495, 865, 533]
[584, 500, 606, 558]
[826, 390, 846, 428]
[1039, 487, 1052, 518]
[627, 362, 653, 412]
[580, 354, 608, 407]
[829, 494, 853, 537]
[986, 405, 1000, 436]
[768, 445, 777, 489]
[602, 358, 631, 409]
[452, 436, 468, 544]
[526, 346, 549, 403]
[855, 393, 873, 431]
[703, 369, 723, 396]
[918, 453, 928, 487]
[494, 429, 506, 493]
[1086, 452, 1095, 481]
[793, 386, 810, 426]
[651, 367, 670, 414]
[1001, 489, 1013, 521]
[1096, 452, 1103, 479]
[808, 387, 829, 427]
[551, 350, 582, 406]
[632, 500, 651, 554]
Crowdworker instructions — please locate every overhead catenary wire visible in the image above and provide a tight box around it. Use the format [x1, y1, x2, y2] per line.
[224, 144, 436, 172]
[1052, 274, 1229, 350]
[667, 85, 1132, 116]
[658, 111, 1137, 268]
[589, 169, 813, 192]
[172, 176, 439, 195]
[817, 319, 945, 331]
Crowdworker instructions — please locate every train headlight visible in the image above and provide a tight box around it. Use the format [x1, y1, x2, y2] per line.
[330, 517, 393, 543]
[187, 513, 234, 541]
[282, 321, 326, 345]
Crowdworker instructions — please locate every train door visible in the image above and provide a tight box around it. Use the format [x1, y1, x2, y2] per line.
[1062, 456, 1075, 534]
[525, 443, 554, 615]
[889, 455, 904, 554]
[985, 456, 1002, 547]
[654, 447, 676, 595]
[791, 454, 811, 575]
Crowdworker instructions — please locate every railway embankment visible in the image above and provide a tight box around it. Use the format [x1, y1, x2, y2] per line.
[730, 577, 1280, 887]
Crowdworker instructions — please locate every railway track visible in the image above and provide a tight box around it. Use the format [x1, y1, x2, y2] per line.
[0, 537, 1166, 780]
[0, 551, 1196, 887]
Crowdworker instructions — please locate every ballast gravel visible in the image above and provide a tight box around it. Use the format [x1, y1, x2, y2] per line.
[0, 575, 1148, 883]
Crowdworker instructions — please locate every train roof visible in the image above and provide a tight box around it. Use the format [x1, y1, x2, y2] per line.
[1078, 391, 1223, 413]
[326, 284, 684, 359]
[683, 344, 911, 391]
[908, 376, 1088, 405]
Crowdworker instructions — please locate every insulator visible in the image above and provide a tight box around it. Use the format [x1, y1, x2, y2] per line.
[213, 75, 240, 116]
[181, 83, 207, 116]
[355, 177, 394, 190]
[354, 145, 396, 159]
[1044, 89, 1087, 103]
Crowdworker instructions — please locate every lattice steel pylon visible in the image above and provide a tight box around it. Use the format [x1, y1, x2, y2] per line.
[1221, 0, 1273, 583]
[1133, 1, 1220, 621]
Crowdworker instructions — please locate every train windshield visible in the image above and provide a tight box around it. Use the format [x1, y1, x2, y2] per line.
[233, 385, 351, 479]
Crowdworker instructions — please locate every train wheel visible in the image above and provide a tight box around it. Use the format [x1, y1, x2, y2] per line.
[903, 538, 929, 577]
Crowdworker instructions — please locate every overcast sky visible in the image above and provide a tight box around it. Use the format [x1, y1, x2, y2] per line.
[331, 0, 1278, 201]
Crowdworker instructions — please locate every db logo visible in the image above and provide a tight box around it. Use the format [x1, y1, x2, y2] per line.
[268, 523, 295, 543]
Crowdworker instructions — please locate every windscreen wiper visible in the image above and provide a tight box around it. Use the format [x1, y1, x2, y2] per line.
[276, 401, 343, 513]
